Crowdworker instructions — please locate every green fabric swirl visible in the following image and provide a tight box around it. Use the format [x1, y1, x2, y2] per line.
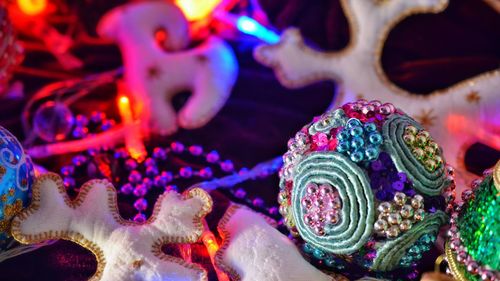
[372, 211, 447, 271]
[308, 109, 347, 135]
[382, 115, 448, 196]
[292, 152, 374, 255]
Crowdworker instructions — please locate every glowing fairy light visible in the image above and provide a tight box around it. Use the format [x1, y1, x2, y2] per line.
[175, 0, 222, 21]
[117, 95, 146, 162]
[202, 230, 229, 281]
[17, 0, 48, 16]
[236, 16, 280, 44]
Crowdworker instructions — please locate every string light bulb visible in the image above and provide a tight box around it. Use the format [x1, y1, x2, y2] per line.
[174, 0, 222, 21]
[17, 0, 48, 16]
[117, 95, 147, 162]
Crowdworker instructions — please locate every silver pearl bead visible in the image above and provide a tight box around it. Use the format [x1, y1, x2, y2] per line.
[386, 225, 400, 238]
[411, 195, 424, 209]
[374, 219, 388, 232]
[399, 219, 412, 231]
[279, 205, 288, 215]
[456, 251, 467, 264]
[414, 209, 425, 221]
[378, 202, 393, 213]
[466, 261, 479, 274]
[394, 192, 407, 206]
[388, 213, 402, 225]
[295, 132, 309, 146]
[400, 204, 414, 219]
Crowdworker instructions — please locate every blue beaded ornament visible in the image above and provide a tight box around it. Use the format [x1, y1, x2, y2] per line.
[0, 126, 34, 249]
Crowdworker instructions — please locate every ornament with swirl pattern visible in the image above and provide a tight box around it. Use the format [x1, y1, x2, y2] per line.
[278, 100, 454, 279]
[0, 126, 34, 250]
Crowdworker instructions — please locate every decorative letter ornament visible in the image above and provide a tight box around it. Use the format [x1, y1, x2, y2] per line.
[278, 100, 453, 278]
[12, 173, 213, 281]
[98, 1, 238, 135]
[254, 0, 500, 190]
[215, 204, 347, 281]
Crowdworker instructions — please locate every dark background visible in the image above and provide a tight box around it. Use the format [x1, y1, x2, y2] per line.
[0, 0, 499, 280]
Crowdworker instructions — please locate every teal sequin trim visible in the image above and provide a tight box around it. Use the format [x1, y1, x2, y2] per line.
[372, 211, 447, 271]
[399, 233, 436, 267]
[382, 115, 447, 196]
[308, 109, 348, 135]
[292, 152, 375, 255]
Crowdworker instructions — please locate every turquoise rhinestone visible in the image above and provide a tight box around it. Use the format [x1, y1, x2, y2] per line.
[303, 243, 314, 254]
[364, 122, 377, 133]
[351, 137, 365, 150]
[325, 257, 336, 267]
[337, 130, 350, 141]
[350, 151, 364, 163]
[350, 126, 364, 137]
[365, 146, 379, 160]
[313, 248, 327, 259]
[369, 133, 383, 145]
[346, 118, 363, 129]
[337, 141, 350, 153]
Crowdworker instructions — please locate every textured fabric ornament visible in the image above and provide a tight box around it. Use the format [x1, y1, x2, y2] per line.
[0, 126, 34, 250]
[215, 204, 347, 281]
[254, 0, 499, 190]
[0, 6, 24, 95]
[97, 1, 238, 135]
[445, 160, 500, 281]
[278, 100, 454, 279]
[12, 173, 213, 281]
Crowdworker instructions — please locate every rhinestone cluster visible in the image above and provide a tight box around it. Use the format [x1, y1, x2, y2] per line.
[336, 118, 383, 163]
[374, 192, 425, 239]
[403, 126, 443, 172]
[301, 183, 342, 236]
[341, 99, 398, 125]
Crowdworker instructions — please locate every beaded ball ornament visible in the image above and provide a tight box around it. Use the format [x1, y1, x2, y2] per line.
[0, 126, 34, 250]
[445, 161, 500, 281]
[278, 100, 455, 279]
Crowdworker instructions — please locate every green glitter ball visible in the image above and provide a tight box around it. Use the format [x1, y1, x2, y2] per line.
[457, 176, 500, 270]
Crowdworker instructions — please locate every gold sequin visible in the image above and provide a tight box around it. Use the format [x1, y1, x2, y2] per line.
[4, 199, 23, 218]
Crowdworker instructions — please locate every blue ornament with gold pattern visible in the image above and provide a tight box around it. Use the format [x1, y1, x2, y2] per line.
[0, 126, 34, 250]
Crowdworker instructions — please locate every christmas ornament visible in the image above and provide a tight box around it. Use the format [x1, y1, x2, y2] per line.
[254, 0, 500, 190]
[97, 1, 238, 135]
[278, 100, 454, 278]
[215, 204, 347, 281]
[12, 173, 213, 281]
[22, 69, 147, 160]
[0, 6, 24, 95]
[0, 126, 34, 250]
[445, 161, 500, 281]
[32, 101, 75, 142]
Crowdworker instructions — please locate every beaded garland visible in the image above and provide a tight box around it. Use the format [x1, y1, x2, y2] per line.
[446, 163, 500, 281]
[58, 111, 281, 221]
[279, 100, 455, 279]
